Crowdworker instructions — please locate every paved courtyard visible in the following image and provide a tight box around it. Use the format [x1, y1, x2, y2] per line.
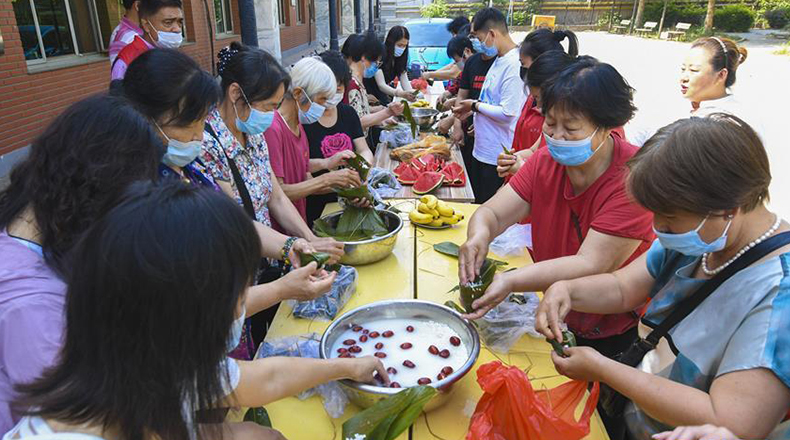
[512, 30, 790, 217]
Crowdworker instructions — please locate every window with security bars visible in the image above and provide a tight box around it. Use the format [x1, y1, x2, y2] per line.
[214, 0, 233, 34]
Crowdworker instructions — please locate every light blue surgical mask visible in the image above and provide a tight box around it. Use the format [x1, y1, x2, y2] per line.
[156, 123, 202, 168]
[326, 92, 343, 108]
[227, 305, 246, 352]
[471, 38, 483, 54]
[234, 88, 275, 135]
[545, 128, 604, 166]
[298, 92, 326, 125]
[364, 63, 379, 78]
[480, 33, 498, 58]
[394, 45, 406, 57]
[654, 216, 733, 257]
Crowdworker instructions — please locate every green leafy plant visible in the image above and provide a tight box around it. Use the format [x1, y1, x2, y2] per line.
[765, 7, 790, 28]
[643, 1, 706, 26]
[343, 386, 437, 440]
[775, 41, 790, 55]
[313, 206, 389, 242]
[598, 10, 622, 29]
[421, 0, 449, 18]
[714, 4, 756, 32]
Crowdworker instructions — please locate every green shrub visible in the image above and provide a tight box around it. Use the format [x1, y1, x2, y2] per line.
[598, 10, 622, 28]
[765, 7, 790, 28]
[714, 4, 756, 32]
[512, 11, 529, 26]
[643, 1, 706, 27]
[421, 0, 449, 18]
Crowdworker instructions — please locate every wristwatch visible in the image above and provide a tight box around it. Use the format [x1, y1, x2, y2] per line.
[472, 101, 480, 113]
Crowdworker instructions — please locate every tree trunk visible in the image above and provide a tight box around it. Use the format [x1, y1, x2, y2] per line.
[704, 0, 715, 33]
[634, 0, 646, 27]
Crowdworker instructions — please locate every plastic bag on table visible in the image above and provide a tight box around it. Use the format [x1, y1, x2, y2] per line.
[379, 123, 415, 148]
[467, 362, 600, 440]
[291, 265, 358, 321]
[368, 167, 402, 199]
[343, 386, 437, 440]
[489, 223, 532, 257]
[479, 293, 541, 354]
[255, 333, 350, 418]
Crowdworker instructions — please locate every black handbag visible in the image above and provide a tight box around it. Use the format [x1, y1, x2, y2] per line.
[599, 231, 790, 417]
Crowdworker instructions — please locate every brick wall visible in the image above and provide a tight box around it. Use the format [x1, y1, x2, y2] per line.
[279, 0, 317, 51]
[0, 0, 240, 156]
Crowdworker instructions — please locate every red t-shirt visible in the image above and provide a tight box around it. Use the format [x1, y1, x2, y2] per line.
[264, 111, 310, 231]
[512, 94, 544, 153]
[509, 134, 654, 339]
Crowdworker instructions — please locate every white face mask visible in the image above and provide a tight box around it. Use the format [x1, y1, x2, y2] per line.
[326, 92, 343, 108]
[394, 46, 406, 57]
[147, 21, 183, 48]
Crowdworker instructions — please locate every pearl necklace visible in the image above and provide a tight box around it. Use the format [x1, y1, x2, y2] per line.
[701, 215, 781, 276]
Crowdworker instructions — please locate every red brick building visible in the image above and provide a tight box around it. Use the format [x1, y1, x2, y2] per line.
[0, 0, 241, 172]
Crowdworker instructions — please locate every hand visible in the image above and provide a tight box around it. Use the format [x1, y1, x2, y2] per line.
[461, 271, 512, 320]
[467, 124, 475, 136]
[496, 152, 517, 178]
[387, 101, 404, 117]
[450, 125, 464, 144]
[348, 197, 372, 209]
[382, 117, 399, 126]
[323, 169, 362, 189]
[535, 281, 573, 342]
[420, 71, 432, 80]
[551, 346, 606, 382]
[436, 115, 454, 135]
[442, 97, 457, 112]
[326, 149, 357, 170]
[288, 238, 316, 268]
[452, 99, 475, 117]
[280, 262, 337, 301]
[308, 236, 345, 263]
[341, 356, 390, 385]
[458, 235, 490, 285]
[653, 425, 740, 440]
[399, 90, 418, 102]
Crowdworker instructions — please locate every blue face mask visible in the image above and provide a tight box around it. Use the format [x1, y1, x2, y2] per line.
[156, 124, 202, 168]
[394, 45, 406, 57]
[234, 88, 274, 135]
[364, 63, 379, 78]
[480, 33, 498, 57]
[227, 305, 246, 352]
[297, 91, 326, 125]
[471, 38, 483, 54]
[654, 216, 733, 257]
[545, 128, 604, 166]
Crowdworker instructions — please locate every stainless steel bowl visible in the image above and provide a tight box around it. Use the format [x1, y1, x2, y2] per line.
[410, 108, 439, 128]
[319, 299, 481, 411]
[315, 209, 402, 266]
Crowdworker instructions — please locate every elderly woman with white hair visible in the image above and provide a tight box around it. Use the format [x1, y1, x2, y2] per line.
[264, 56, 366, 228]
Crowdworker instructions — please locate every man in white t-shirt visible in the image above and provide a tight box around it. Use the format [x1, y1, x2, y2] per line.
[453, 7, 525, 203]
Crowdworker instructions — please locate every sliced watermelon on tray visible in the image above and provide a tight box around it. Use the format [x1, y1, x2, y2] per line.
[397, 166, 421, 185]
[393, 162, 411, 177]
[413, 172, 444, 195]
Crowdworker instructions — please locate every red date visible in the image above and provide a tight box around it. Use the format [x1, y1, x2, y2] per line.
[343, 339, 356, 346]
[390, 382, 401, 388]
[450, 336, 461, 346]
[339, 352, 352, 358]
[400, 342, 413, 349]
[375, 342, 384, 350]
[352, 325, 363, 332]
[337, 348, 348, 354]
[362, 329, 369, 334]
[369, 331, 380, 338]
[441, 366, 454, 375]
[417, 377, 432, 385]
[403, 360, 415, 368]
[387, 367, 398, 375]
[439, 349, 450, 358]
[383, 330, 394, 338]
[428, 345, 439, 355]
[359, 335, 369, 343]
[406, 325, 415, 332]
[374, 352, 387, 358]
[349, 345, 362, 353]
[436, 372, 446, 381]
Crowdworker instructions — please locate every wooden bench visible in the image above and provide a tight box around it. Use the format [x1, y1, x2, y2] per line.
[666, 22, 692, 40]
[611, 19, 631, 34]
[635, 21, 658, 36]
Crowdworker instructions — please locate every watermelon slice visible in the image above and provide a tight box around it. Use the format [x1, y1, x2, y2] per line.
[440, 161, 466, 187]
[410, 157, 427, 173]
[420, 154, 438, 172]
[393, 162, 411, 177]
[397, 166, 421, 185]
[413, 172, 444, 195]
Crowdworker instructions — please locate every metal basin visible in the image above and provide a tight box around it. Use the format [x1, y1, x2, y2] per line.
[410, 108, 439, 129]
[319, 300, 481, 411]
[315, 209, 402, 266]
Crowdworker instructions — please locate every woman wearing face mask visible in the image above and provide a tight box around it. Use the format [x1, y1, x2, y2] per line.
[302, 51, 375, 225]
[111, 0, 183, 80]
[122, 49, 333, 359]
[4, 181, 388, 440]
[265, 56, 367, 230]
[535, 114, 790, 440]
[341, 34, 403, 132]
[364, 26, 417, 105]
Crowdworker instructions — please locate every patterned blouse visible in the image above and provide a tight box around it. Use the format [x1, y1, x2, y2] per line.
[201, 108, 273, 226]
[346, 77, 371, 136]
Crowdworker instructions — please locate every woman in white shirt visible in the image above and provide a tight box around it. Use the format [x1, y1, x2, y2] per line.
[681, 37, 748, 118]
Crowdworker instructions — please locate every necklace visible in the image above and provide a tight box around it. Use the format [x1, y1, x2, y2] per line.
[701, 215, 781, 276]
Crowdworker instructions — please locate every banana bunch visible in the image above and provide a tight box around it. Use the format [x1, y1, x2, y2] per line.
[411, 100, 431, 108]
[409, 195, 465, 227]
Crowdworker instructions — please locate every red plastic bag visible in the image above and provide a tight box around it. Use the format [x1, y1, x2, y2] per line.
[467, 361, 600, 440]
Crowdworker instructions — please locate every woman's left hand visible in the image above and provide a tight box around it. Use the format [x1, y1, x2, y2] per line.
[309, 236, 345, 263]
[462, 271, 512, 320]
[551, 346, 606, 382]
[288, 238, 316, 268]
[348, 198, 372, 209]
[387, 101, 404, 117]
[653, 425, 740, 440]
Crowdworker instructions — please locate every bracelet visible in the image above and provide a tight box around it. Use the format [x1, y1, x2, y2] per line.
[281, 236, 298, 265]
[472, 101, 479, 113]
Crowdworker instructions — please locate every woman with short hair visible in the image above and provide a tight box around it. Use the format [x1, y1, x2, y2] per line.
[535, 114, 789, 440]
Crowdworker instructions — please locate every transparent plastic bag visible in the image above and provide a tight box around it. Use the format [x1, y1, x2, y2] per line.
[490, 223, 532, 257]
[368, 167, 402, 199]
[291, 265, 358, 321]
[379, 123, 415, 148]
[479, 293, 541, 354]
[255, 333, 349, 418]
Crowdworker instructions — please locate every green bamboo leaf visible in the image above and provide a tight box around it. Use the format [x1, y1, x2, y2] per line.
[342, 386, 437, 440]
[402, 101, 418, 138]
[298, 251, 331, 269]
[346, 153, 371, 182]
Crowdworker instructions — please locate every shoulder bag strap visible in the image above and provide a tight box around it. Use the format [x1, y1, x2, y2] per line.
[204, 123, 256, 220]
[645, 230, 790, 346]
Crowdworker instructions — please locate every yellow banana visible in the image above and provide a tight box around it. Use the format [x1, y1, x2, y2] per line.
[428, 219, 445, 227]
[409, 210, 433, 224]
[429, 209, 440, 219]
[436, 201, 454, 217]
[453, 213, 465, 222]
[440, 215, 459, 225]
[417, 203, 433, 215]
[420, 195, 438, 210]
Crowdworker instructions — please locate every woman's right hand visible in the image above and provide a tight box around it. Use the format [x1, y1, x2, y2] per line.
[279, 262, 337, 302]
[326, 150, 357, 170]
[496, 152, 517, 178]
[322, 169, 362, 189]
[535, 281, 573, 342]
[398, 90, 418, 102]
[458, 235, 490, 285]
[340, 356, 390, 385]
